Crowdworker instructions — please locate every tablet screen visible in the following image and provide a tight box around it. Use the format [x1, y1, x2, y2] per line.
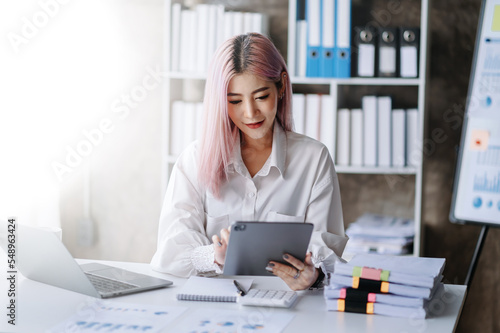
[222, 222, 314, 276]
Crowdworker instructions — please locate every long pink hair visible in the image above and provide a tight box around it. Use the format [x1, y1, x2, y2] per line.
[198, 33, 293, 197]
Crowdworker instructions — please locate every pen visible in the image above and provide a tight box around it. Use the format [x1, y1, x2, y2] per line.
[233, 280, 246, 296]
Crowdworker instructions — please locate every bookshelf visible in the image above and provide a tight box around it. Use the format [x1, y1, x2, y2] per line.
[162, 0, 429, 256]
[287, 0, 429, 256]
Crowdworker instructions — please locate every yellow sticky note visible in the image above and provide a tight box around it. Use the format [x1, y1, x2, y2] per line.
[470, 129, 490, 151]
[493, 6, 500, 32]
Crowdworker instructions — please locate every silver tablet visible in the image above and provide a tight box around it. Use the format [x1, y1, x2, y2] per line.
[222, 221, 314, 276]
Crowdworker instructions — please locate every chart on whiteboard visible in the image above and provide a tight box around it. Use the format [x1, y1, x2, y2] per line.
[455, 119, 500, 223]
[453, 0, 500, 225]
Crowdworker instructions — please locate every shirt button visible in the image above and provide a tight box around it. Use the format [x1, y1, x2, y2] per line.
[248, 192, 255, 198]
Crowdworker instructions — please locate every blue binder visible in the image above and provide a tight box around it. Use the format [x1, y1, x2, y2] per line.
[320, 0, 335, 77]
[306, 0, 321, 77]
[335, 0, 351, 78]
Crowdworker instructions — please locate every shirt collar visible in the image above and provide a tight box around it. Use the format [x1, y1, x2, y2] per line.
[226, 121, 287, 178]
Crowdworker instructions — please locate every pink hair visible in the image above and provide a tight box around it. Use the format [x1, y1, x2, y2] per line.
[198, 33, 293, 197]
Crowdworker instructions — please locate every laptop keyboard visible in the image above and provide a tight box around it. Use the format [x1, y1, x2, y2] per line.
[85, 273, 139, 294]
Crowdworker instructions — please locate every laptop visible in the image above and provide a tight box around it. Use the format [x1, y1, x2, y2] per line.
[10, 223, 172, 298]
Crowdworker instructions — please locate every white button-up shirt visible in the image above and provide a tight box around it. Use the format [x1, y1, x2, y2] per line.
[151, 123, 348, 277]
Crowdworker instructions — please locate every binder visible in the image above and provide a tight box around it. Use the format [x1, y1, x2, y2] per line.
[251, 13, 266, 34]
[196, 4, 209, 73]
[296, 20, 308, 77]
[350, 108, 363, 166]
[180, 9, 197, 73]
[292, 93, 306, 135]
[362, 96, 377, 166]
[296, 0, 307, 76]
[392, 109, 406, 167]
[223, 11, 234, 42]
[170, 100, 185, 156]
[406, 108, 419, 166]
[244, 12, 254, 33]
[320, 95, 336, 158]
[321, 0, 335, 77]
[306, 0, 321, 77]
[259, 13, 269, 36]
[377, 96, 392, 167]
[206, 5, 218, 68]
[195, 102, 204, 141]
[335, 0, 351, 78]
[305, 94, 321, 139]
[184, 102, 197, 149]
[400, 27, 419, 78]
[232, 11, 244, 36]
[215, 5, 226, 50]
[336, 108, 350, 166]
[377, 27, 398, 77]
[170, 3, 182, 72]
[354, 26, 377, 77]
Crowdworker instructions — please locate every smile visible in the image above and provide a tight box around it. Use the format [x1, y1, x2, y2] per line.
[245, 120, 264, 129]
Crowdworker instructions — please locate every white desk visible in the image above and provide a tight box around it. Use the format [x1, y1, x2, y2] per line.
[7, 259, 466, 333]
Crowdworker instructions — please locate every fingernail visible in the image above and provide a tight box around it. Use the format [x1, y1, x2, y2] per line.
[283, 254, 289, 259]
[267, 263, 275, 267]
[265, 266, 273, 272]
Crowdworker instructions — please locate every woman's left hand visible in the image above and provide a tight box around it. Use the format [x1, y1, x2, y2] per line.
[266, 252, 318, 291]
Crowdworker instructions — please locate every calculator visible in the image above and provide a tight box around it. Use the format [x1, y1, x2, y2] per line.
[237, 289, 298, 308]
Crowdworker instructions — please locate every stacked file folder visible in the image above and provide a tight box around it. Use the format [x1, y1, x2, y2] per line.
[294, 0, 352, 78]
[344, 214, 414, 255]
[325, 254, 446, 318]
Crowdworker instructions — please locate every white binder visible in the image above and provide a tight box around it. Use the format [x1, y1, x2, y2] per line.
[377, 96, 392, 167]
[406, 108, 419, 166]
[362, 96, 378, 166]
[350, 108, 363, 166]
[336, 108, 350, 166]
[320, 95, 336, 158]
[392, 109, 406, 167]
[292, 93, 306, 135]
[170, 3, 182, 72]
[305, 94, 321, 140]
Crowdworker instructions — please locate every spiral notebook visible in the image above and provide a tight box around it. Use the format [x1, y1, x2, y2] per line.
[176, 276, 253, 302]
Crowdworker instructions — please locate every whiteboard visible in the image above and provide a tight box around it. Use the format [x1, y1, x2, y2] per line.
[451, 0, 500, 225]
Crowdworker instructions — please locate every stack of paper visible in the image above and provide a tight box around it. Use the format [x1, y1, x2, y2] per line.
[325, 254, 446, 318]
[345, 213, 414, 255]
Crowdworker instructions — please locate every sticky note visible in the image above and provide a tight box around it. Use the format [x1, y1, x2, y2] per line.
[470, 129, 490, 151]
[493, 6, 500, 32]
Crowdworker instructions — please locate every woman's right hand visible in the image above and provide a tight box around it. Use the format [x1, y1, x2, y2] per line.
[212, 227, 231, 266]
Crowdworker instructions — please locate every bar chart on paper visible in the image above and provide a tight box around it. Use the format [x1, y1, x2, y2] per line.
[474, 172, 500, 193]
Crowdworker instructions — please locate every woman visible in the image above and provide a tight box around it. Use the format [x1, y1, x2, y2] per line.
[151, 33, 348, 290]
